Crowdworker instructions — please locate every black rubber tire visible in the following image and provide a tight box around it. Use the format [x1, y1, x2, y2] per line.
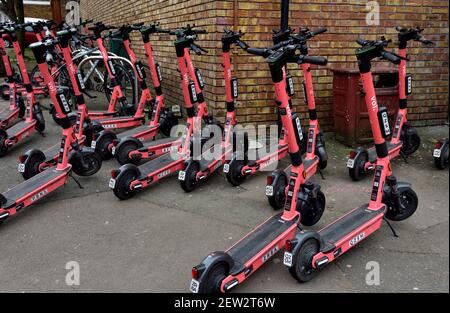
[298, 190, 326, 227]
[116, 141, 140, 165]
[198, 262, 229, 294]
[268, 174, 287, 210]
[22, 153, 46, 180]
[180, 162, 199, 193]
[401, 133, 421, 156]
[349, 151, 367, 181]
[72, 152, 102, 177]
[95, 134, 115, 160]
[385, 188, 418, 221]
[113, 168, 139, 200]
[159, 110, 179, 137]
[289, 239, 320, 283]
[434, 144, 449, 170]
[0, 132, 8, 157]
[226, 160, 247, 186]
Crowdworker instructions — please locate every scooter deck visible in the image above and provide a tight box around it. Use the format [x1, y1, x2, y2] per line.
[5, 120, 36, 137]
[141, 136, 179, 150]
[228, 213, 297, 269]
[319, 205, 385, 245]
[97, 115, 144, 125]
[44, 144, 60, 160]
[368, 141, 402, 163]
[1, 167, 68, 209]
[284, 156, 319, 176]
[117, 124, 158, 140]
[137, 152, 183, 177]
[247, 144, 288, 165]
[0, 108, 17, 121]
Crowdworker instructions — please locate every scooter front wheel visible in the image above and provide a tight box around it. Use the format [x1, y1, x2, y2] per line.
[401, 133, 421, 156]
[268, 173, 287, 210]
[72, 151, 102, 177]
[289, 238, 320, 283]
[298, 190, 326, 227]
[384, 187, 418, 221]
[198, 262, 229, 294]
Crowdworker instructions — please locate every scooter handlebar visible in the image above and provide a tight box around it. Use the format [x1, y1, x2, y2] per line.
[300, 55, 328, 66]
[381, 50, 401, 64]
[311, 27, 327, 36]
[247, 47, 270, 58]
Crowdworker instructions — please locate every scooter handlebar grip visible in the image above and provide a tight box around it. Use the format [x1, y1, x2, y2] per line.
[156, 28, 171, 34]
[356, 38, 368, 46]
[381, 51, 401, 64]
[312, 28, 327, 36]
[237, 40, 249, 50]
[301, 55, 328, 66]
[247, 47, 269, 57]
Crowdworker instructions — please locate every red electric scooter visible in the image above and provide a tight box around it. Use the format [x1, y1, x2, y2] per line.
[348, 27, 434, 181]
[190, 43, 328, 293]
[109, 25, 214, 200]
[93, 22, 178, 160]
[283, 37, 418, 282]
[18, 28, 103, 179]
[0, 25, 25, 129]
[0, 39, 102, 225]
[111, 25, 212, 167]
[0, 24, 45, 157]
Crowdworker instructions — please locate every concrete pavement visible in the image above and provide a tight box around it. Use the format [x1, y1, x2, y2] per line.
[0, 99, 448, 293]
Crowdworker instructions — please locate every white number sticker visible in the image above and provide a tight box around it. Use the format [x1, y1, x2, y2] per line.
[347, 158, 355, 169]
[109, 178, 116, 189]
[433, 149, 442, 158]
[111, 146, 116, 156]
[178, 171, 186, 181]
[18, 163, 25, 173]
[189, 279, 200, 293]
[223, 163, 230, 173]
[283, 252, 293, 267]
[266, 185, 274, 196]
[91, 141, 97, 149]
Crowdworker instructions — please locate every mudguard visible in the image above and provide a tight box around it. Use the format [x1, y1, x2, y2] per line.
[288, 230, 325, 258]
[91, 120, 105, 136]
[115, 163, 142, 181]
[94, 129, 117, 148]
[382, 181, 413, 206]
[115, 136, 144, 154]
[22, 148, 46, 164]
[270, 169, 288, 187]
[68, 147, 96, 165]
[195, 251, 235, 284]
[352, 147, 367, 161]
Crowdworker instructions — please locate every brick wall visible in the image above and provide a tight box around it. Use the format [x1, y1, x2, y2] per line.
[80, 0, 449, 130]
[24, 4, 53, 20]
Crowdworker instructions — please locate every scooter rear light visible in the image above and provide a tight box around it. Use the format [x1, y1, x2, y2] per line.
[285, 240, 294, 252]
[349, 151, 357, 159]
[18, 155, 27, 163]
[192, 267, 200, 279]
[435, 142, 443, 149]
[111, 170, 119, 179]
[266, 176, 273, 186]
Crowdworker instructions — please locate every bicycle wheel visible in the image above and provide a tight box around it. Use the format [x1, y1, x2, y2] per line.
[103, 61, 137, 106]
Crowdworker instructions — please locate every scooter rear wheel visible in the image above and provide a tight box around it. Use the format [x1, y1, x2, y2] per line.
[0, 131, 8, 157]
[180, 162, 199, 193]
[116, 141, 141, 165]
[72, 152, 102, 177]
[349, 151, 367, 181]
[22, 153, 46, 180]
[113, 168, 139, 200]
[289, 238, 320, 283]
[95, 133, 115, 160]
[226, 160, 246, 186]
[434, 143, 449, 170]
[198, 262, 229, 294]
[385, 187, 418, 221]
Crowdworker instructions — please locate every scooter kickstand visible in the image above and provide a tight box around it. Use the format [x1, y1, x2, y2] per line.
[70, 174, 84, 189]
[400, 151, 408, 164]
[318, 168, 325, 180]
[383, 217, 399, 238]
